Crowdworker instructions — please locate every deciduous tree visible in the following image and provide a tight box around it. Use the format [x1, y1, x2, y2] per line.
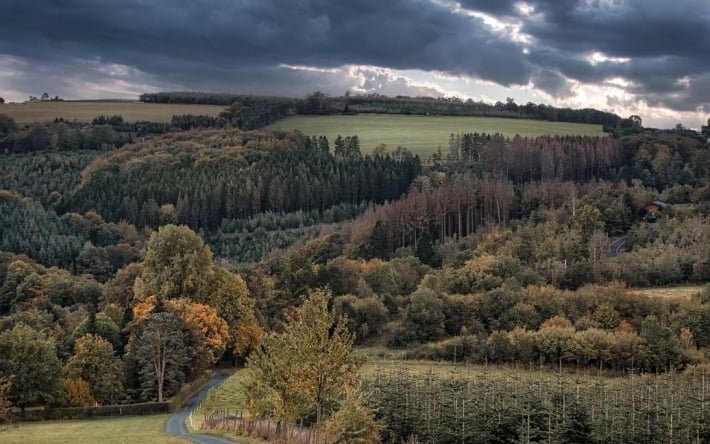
[0, 323, 61, 411]
[244, 289, 362, 440]
[140, 225, 215, 302]
[62, 377, 95, 407]
[0, 376, 12, 423]
[212, 268, 261, 356]
[66, 334, 124, 404]
[135, 312, 188, 402]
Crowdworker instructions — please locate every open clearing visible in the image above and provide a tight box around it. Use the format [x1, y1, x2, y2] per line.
[268, 114, 606, 156]
[0, 101, 226, 124]
[630, 284, 706, 300]
[0, 414, 190, 444]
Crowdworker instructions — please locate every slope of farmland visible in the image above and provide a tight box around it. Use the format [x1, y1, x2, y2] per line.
[268, 114, 606, 156]
[1, 101, 226, 123]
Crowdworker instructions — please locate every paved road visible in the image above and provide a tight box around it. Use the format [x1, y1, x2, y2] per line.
[609, 235, 626, 257]
[165, 372, 237, 444]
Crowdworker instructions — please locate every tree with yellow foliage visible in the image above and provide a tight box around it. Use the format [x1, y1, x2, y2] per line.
[244, 288, 364, 441]
[212, 268, 263, 359]
[139, 224, 215, 302]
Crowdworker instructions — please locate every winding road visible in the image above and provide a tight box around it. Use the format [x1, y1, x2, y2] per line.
[165, 372, 237, 444]
[609, 235, 626, 257]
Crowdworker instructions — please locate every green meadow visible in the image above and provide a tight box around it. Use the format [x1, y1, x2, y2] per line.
[0, 415, 189, 444]
[268, 114, 606, 157]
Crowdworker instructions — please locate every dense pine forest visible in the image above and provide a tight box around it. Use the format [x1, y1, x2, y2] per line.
[0, 94, 709, 442]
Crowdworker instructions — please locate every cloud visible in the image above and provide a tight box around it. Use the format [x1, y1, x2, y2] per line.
[0, 0, 708, 127]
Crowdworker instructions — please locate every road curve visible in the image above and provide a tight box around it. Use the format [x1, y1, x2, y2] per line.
[165, 372, 238, 444]
[609, 235, 626, 257]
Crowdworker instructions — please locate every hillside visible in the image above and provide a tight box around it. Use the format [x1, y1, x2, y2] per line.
[0, 100, 708, 443]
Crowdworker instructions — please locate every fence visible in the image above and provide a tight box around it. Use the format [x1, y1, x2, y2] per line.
[200, 409, 319, 444]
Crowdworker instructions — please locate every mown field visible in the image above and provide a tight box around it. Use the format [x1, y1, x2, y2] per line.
[0, 101, 226, 123]
[0, 415, 189, 444]
[629, 284, 705, 299]
[268, 114, 606, 156]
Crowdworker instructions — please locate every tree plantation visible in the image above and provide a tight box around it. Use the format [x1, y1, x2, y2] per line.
[0, 93, 708, 443]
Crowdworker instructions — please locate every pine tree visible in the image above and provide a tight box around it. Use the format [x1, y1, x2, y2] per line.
[561, 398, 595, 444]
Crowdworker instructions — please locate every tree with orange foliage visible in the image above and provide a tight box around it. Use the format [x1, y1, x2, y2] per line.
[135, 225, 261, 362]
[212, 268, 263, 359]
[132, 296, 229, 374]
[232, 321, 263, 359]
[167, 298, 229, 375]
[62, 377, 95, 407]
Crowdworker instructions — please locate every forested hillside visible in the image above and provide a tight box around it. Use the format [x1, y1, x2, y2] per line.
[0, 104, 708, 442]
[67, 129, 419, 230]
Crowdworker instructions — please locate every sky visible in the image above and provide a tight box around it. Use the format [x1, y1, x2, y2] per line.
[1, 0, 709, 129]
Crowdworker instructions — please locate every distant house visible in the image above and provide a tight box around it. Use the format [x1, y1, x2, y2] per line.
[652, 200, 668, 209]
[642, 200, 668, 222]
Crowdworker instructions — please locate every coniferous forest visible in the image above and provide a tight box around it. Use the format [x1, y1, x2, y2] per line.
[0, 94, 709, 442]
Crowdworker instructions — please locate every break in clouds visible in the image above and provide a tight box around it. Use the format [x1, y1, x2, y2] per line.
[0, 0, 708, 128]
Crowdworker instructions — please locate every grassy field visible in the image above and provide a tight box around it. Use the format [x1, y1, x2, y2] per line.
[268, 114, 606, 157]
[629, 284, 706, 300]
[0, 415, 189, 444]
[0, 101, 226, 124]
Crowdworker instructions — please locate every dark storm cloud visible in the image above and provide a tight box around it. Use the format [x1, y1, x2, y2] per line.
[523, 0, 710, 59]
[514, 0, 710, 111]
[0, 0, 529, 87]
[0, 0, 708, 115]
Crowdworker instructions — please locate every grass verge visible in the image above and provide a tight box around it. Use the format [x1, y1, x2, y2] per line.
[0, 415, 189, 444]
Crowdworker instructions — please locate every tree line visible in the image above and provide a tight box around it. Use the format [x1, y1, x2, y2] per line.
[140, 91, 631, 131]
[442, 133, 623, 183]
[0, 113, 236, 156]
